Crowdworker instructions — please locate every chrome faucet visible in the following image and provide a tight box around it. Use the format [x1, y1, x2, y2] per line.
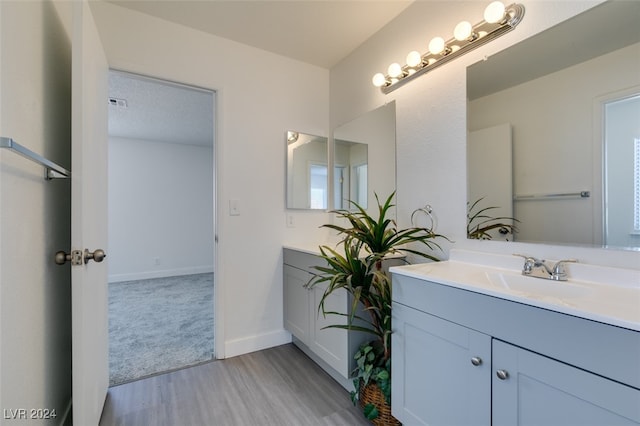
[513, 254, 577, 281]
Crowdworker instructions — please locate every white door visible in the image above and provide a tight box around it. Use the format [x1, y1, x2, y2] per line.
[71, 1, 109, 423]
[468, 124, 514, 241]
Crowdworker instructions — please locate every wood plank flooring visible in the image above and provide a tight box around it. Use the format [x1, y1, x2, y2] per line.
[99, 343, 371, 426]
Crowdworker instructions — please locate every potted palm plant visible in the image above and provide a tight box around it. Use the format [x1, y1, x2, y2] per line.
[308, 192, 449, 425]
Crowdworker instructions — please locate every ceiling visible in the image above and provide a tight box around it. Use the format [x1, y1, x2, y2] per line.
[105, 0, 413, 69]
[106, 0, 412, 146]
[108, 71, 214, 146]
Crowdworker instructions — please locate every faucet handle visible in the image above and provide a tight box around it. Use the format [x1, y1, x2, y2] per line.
[551, 259, 578, 280]
[513, 253, 535, 272]
[513, 253, 534, 261]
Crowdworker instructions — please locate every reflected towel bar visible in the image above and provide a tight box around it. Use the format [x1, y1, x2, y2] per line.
[514, 191, 590, 201]
[0, 137, 70, 180]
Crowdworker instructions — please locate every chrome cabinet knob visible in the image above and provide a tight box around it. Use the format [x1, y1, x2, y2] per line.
[496, 369, 509, 380]
[471, 357, 483, 366]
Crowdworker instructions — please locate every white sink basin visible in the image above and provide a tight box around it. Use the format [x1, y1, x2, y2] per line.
[485, 271, 593, 301]
[390, 249, 640, 331]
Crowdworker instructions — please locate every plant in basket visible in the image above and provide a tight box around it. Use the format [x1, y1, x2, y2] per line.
[307, 192, 449, 424]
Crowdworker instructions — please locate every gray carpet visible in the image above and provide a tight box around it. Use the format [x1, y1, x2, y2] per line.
[108, 273, 214, 386]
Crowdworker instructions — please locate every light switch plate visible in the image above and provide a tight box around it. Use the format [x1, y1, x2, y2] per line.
[229, 199, 240, 216]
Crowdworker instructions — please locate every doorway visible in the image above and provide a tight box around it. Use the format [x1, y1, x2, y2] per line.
[603, 92, 640, 249]
[106, 70, 216, 385]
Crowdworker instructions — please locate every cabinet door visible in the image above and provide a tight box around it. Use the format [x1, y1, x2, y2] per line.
[493, 340, 640, 426]
[283, 265, 312, 345]
[391, 302, 491, 425]
[311, 284, 349, 376]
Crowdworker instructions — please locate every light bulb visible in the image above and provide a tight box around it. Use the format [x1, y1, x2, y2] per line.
[406, 51, 423, 68]
[388, 63, 403, 78]
[428, 37, 446, 55]
[372, 73, 387, 87]
[454, 21, 473, 41]
[484, 1, 505, 24]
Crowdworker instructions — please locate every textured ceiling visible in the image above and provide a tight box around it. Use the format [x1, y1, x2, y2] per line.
[105, 0, 413, 68]
[108, 71, 214, 146]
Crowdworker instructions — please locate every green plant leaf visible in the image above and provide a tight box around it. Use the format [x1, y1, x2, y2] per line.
[467, 197, 519, 240]
[363, 403, 379, 420]
[376, 369, 389, 381]
[306, 191, 452, 408]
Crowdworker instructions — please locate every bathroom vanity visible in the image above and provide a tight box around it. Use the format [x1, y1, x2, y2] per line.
[283, 246, 369, 389]
[391, 250, 640, 425]
[283, 245, 406, 390]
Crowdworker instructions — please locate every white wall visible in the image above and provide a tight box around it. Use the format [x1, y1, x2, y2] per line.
[108, 136, 214, 282]
[469, 42, 640, 246]
[89, 1, 331, 357]
[0, 0, 73, 422]
[330, 0, 640, 270]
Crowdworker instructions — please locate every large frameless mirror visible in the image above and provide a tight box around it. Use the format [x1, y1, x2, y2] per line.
[333, 102, 396, 212]
[466, 1, 640, 250]
[286, 131, 329, 210]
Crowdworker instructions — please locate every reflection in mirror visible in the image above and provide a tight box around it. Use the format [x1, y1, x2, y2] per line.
[604, 94, 640, 248]
[333, 102, 396, 213]
[467, 1, 640, 250]
[334, 140, 368, 209]
[286, 131, 328, 209]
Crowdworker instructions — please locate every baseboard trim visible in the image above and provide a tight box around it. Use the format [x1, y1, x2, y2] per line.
[109, 266, 214, 283]
[224, 329, 292, 358]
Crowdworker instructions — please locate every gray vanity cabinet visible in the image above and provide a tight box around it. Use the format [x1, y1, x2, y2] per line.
[283, 248, 368, 389]
[391, 272, 640, 425]
[283, 263, 312, 343]
[492, 340, 640, 425]
[391, 302, 491, 425]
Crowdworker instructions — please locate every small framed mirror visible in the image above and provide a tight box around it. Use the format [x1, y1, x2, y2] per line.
[286, 131, 328, 210]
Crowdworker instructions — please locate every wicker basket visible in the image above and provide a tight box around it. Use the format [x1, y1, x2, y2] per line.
[358, 381, 402, 426]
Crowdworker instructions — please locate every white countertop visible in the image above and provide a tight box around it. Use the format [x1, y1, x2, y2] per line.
[390, 249, 640, 332]
[284, 242, 407, 260]
[283, 243, 326, 256]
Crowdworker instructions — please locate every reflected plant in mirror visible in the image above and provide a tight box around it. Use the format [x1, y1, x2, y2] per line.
[467, 197, 519, 241]
[286, 131, 328, 210]
[466, 1, 640, 250]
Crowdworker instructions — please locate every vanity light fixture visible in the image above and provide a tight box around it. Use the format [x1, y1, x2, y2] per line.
[372, 1, 525, 94]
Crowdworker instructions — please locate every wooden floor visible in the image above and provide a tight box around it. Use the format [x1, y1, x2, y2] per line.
[99, 344, 371, 426]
